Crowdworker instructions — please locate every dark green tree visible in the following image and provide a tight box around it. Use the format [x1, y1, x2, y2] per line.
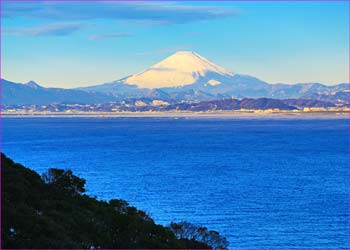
[42, 168, 86, 195]
[169, 221, 229, 249]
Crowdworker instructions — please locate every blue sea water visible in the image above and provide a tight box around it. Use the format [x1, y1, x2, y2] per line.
[2, 116, 350, 248]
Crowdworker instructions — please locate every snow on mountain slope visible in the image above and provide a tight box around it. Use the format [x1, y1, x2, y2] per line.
[125, 51, 234, 88]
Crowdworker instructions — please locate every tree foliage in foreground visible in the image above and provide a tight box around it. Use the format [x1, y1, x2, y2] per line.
[170, 222, 228, 249]
[1, 153, 228, 249]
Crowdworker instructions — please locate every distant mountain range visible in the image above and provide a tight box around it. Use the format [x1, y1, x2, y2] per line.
[144, 98, 337, 112]
[1, 51, 349, 106]
[1, 79, 115, 105]
[3, 97, 337, 113]
[148, 98, 336, 111]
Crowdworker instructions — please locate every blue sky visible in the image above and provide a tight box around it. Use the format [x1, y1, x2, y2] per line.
[2, 1, 349, 88]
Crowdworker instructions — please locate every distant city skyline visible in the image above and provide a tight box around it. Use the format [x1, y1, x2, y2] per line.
[2, 1, 349, 88]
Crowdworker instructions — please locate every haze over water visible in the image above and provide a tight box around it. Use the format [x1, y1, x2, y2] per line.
[2, 117, 349, 248]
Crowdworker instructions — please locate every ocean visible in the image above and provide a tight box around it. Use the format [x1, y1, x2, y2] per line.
[2, 116, 349, 248]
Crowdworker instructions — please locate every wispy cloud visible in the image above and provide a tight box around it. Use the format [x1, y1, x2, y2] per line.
[3, 2, 238, 25]
[4, 23, 90, 36]
[89, 32, 132, 40]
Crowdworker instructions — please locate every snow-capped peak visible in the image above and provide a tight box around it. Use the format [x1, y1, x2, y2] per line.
[125, 51, 234, 88]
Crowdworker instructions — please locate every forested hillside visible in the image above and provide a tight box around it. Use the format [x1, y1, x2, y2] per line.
[1, 153, 228, 249]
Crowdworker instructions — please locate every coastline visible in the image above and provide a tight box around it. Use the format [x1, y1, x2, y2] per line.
[1, 110, 349, 119]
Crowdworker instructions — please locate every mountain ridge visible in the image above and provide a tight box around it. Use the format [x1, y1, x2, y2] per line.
[2, 51, 349, 105]
[1, 79, 115, 105]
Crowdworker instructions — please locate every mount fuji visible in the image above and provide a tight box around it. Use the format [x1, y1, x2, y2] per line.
[80, 50, 241, 101]
[125, 51, 235, 89]
[81, 51, 348, 102]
